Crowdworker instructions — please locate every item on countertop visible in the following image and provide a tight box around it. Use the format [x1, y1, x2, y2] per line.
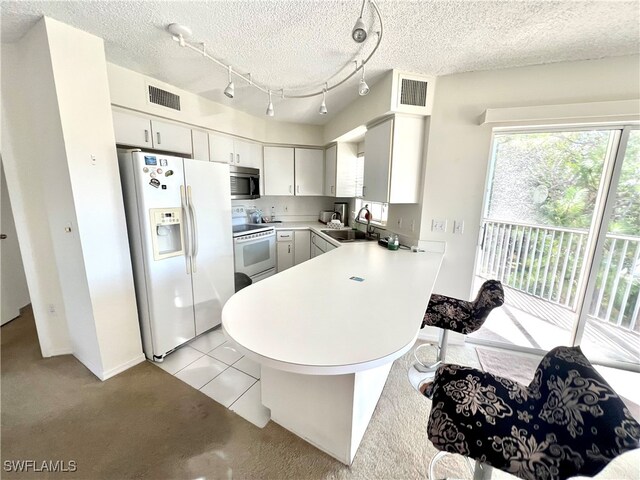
[250, 209, 262, 224]
[327, 219, 344, 229]
[319, 210, 336, 224]
[387, 235, 399, 251]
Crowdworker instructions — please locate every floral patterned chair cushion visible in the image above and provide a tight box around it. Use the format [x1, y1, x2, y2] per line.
[421, 280, 505, 334]
[423, 346, 640, 480]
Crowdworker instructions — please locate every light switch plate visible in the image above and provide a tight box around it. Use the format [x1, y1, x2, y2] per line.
[453, 220, 464, 234]
[431, 219, 447, 233]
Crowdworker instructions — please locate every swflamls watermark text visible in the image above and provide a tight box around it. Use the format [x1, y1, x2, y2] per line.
[3, 460, 77, 473]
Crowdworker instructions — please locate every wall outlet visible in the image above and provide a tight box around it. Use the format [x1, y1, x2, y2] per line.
[397, 217, 403, 228]
[431, 218, 447, 233]
[453, 220, 465, 234]
[284, 205, 288, 212]
[48, 304, 57, 316]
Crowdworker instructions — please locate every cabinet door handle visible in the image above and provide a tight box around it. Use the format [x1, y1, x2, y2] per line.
[144, 130, 149, 143]
[236, 154, 240, 163]
[229, 153, 234, 164]
[331, 185, 334, 194]
[297, 185, 300, 194]
[363, 185, 366, 197]
[289, 185, 292, 193]
[156, 132, 161, 145]
[288, 244, 291, 254]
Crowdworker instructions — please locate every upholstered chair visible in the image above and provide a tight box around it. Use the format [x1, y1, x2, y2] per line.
[414, 280, 504, 373]
[421, 346, 640, 480]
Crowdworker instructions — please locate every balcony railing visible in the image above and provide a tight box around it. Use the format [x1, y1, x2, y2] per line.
[479, 220, 640, 333]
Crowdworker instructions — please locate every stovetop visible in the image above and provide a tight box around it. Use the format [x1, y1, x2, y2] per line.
[232, 223, 275, 237]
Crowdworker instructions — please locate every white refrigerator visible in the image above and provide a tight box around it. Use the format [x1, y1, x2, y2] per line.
[118, 150, 234, 361]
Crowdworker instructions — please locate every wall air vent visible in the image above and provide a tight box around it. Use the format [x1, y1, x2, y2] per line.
[400, 78, 428, 107]
[148, 85, 181, 111]
[391, 71, 435, 116]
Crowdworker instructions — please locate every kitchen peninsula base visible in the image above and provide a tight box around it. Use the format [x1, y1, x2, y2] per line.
[261, 362, 393, 465]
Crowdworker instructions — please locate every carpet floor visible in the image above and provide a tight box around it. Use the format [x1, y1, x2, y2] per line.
[2, 310, 637, 479]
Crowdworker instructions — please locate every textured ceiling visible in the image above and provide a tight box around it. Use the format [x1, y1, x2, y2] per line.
[2, 1, 639, 125]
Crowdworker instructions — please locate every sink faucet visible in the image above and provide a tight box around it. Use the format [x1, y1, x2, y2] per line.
[355, 204, 377, 238]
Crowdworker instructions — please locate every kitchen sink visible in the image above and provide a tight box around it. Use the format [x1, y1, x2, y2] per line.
[320, 229, 375, 242]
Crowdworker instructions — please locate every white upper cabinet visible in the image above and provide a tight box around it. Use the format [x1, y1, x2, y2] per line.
[209, 132, 236, 164]
[151, 119, 192, 154]
[264, 147, 323, 196]
[363, 115, 424, 204]
[112, 110, 153, 149]
[324, 145, 337, 196]
[209, 133, 262, 170]
[112, 110, 191, 154]
[264, 146, 295, 195]
[234, 139, 263, 170]
[294, 148, 324, 196]
[191, 129, 209, 161]
[325, 143, 358, 198]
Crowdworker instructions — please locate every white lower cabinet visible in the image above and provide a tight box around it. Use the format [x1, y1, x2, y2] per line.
[311, 232, 329, 258]
[277, 230, 295, 272]
[294, 230, 311, 265]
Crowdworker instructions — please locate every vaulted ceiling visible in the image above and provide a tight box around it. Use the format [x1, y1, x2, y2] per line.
[2, 1, 639, 125]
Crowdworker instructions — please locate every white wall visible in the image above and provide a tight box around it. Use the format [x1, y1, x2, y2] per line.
[420, 54, 640, 300]
[45, 18, 143, 378]
[107, 63, 324, 146]
[1, 161, 30, 324]
[1, 17, 143, 378]
[1, 30, 73, 356]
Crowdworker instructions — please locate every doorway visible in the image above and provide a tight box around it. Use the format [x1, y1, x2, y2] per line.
[470, 125, 639, 372]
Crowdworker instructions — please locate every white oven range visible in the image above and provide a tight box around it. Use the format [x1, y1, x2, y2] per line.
[232, 224, 276, 283]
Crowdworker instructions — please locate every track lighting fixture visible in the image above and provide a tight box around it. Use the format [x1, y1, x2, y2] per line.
[352, 0, 368, 43]
[167, 0, 383, 114]
[319, 85, 328, 115]
[266, 91, 274, 117]
[224, 66, 235, 98]
[358, 62, 370, 96]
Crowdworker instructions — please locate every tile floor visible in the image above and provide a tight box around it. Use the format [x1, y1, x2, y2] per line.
[152, 328, 271, 428]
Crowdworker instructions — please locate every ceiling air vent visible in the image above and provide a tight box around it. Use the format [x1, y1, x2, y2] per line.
[148, 85, 181, 111]
[400, 78, 428, 107]
[391, 71, 435, 116]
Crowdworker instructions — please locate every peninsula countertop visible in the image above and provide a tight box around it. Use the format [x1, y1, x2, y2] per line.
[222, 240, 443, 375]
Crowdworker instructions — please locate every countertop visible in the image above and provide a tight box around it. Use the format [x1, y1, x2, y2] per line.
[222, 239, 444, 375]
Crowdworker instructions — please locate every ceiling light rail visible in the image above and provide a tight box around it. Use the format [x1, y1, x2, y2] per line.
[167, 0, 383, 116]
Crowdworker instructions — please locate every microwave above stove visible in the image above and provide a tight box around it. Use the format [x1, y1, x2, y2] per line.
[230, 166, 260, 200]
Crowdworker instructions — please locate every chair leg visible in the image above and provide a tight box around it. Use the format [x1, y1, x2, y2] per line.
[472, 462, 493, 480]
[428, 450, 449, 480]
[439, 330, 449, 363]
[414, 329, 450, 373]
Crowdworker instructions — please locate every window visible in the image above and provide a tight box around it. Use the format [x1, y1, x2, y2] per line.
[354, 198, 388, 226]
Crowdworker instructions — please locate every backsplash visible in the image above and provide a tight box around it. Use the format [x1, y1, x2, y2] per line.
[232, 196, 352, 222]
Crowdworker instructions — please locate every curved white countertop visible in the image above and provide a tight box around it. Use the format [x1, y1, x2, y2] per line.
[222, 240, 443, 375]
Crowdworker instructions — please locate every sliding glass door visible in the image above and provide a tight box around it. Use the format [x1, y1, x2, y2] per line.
[471, 125, 639, 372]
[578, 127, 640, 366]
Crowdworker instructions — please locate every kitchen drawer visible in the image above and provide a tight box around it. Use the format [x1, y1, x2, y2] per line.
[277, 230, 294, 242]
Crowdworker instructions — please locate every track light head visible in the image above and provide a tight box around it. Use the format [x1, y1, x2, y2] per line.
[358, 62, 369, 96]
[319, 85, 328, 115]
[224, 81, 235, 99]
[358, 78, 370, 96]
[352, 17, 367, 43]
[266, 91, 274, 117]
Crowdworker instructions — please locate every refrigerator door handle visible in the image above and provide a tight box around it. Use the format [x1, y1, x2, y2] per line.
[180, 185, 192, 274]
[187, 185, 199, 273]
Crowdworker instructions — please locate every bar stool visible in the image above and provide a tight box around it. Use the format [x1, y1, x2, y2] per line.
[414, 280, 504, 373]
